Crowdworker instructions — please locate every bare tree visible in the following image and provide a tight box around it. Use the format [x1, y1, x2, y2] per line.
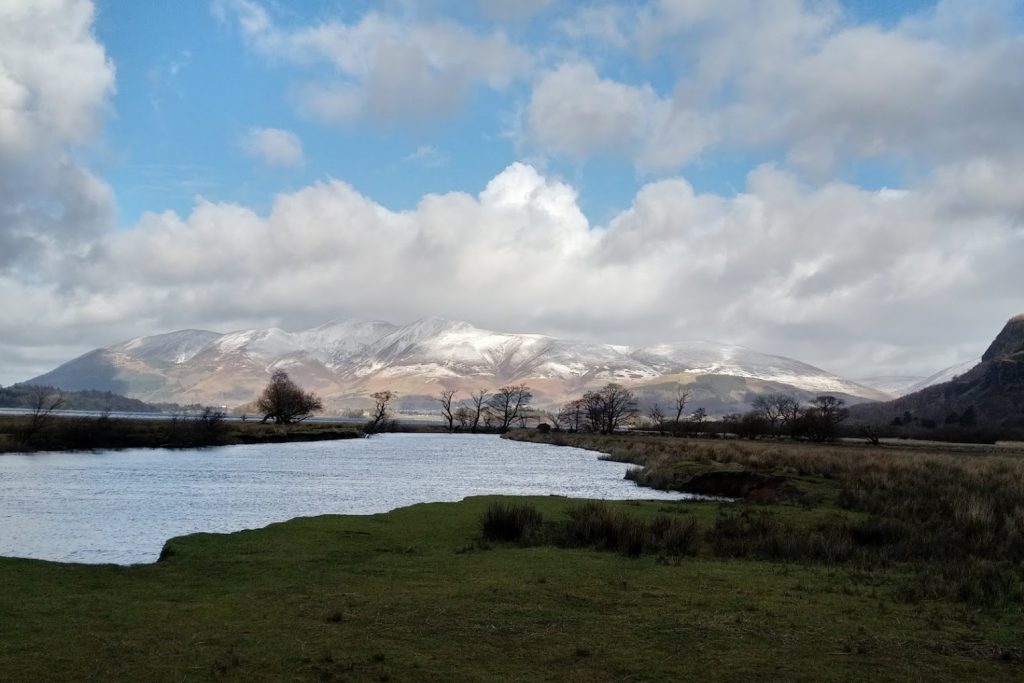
[20, 387, 65, 444]
[778, 396, 802, 437]
[487, 384, 533, 432]
[672, 385, 690, 435]
[557, 398, 584, 432]
[437, 388, 457, 432]
[582, 383, 638, 434]
[690, 407, 708, 435]
[454, 405, 472, 430]
[366, 390, 397, 434]
[648, 403, 666, 435]
[469, 389, 489, 433]
[752, 394, 794, 438]
[799, 395, 849, 442]
[256, 371, 323, 424]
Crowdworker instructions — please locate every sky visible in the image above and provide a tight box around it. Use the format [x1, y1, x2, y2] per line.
[1, 0, 1023, 386]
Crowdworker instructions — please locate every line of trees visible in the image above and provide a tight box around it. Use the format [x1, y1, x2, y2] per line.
[436, 384, 534, 433]
[543, 385, 851, 442]
[722, 394, 850, 442]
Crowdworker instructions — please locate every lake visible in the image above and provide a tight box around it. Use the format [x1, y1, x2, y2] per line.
[0, 433, 691, 565]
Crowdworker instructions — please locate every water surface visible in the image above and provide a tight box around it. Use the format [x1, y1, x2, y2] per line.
[0, 433, 689, 565]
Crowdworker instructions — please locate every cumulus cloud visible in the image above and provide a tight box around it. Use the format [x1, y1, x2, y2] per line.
[240, 126, 304, 167]
[2, 0, 1021, 389]
[215, 0, 532, 125]
[0, 0, 115, 272]
[528, 0, 1024, 174]
[526, 62, 715, 169]
[3, 159, 1017, 385]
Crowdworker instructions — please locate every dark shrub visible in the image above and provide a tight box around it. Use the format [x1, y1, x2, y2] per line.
[480, 502, 544, 543]
[649, 514, 700, 556]
[565, 501, 646, 557]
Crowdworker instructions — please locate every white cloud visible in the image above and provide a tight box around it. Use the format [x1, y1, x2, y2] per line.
[529, 1, 1024, 174]
[240, 126, 304, 167]
[405, 145, 449, 168]
[5, 159, 1019, 385]
[0, 0, 115, 272]
[526, 62, 715, 169]
[556, 5, 631, 50]
[216, 0, 532, 124]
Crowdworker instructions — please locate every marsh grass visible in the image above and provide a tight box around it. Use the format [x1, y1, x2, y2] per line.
[481, 500, 700, 558]
[480, 502, 545, 543]
[508, 430, 1024, 606]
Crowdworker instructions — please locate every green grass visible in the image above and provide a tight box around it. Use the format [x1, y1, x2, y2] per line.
[2, 496, 1022, 681]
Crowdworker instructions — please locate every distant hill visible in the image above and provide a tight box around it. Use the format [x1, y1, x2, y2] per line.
[850, 315, 1024, 431]
[0, 385, 161, 413]
[23, 317, 887, 413]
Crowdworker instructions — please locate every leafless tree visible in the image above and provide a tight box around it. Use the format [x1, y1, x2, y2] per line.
[469, 389, 489, 433]
[800, 395, 849, 442]
[454, 405, 472, 430]
[20, 387, 65, 444]
[690, 407, 708, 434]
[256, 371, 323, 424]
[437, 388, 457, 432]
[753, 394, 800, 438]
[487, 384, 533, 432]
[648, 403, 666, 435]
[672, 385, 690, 435]
[557, 399, 584, 432]
[366, 390, 397, 434]
[583, 383, 638, 434]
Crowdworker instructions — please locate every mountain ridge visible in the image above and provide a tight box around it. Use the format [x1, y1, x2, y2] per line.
[849, 315, 1024, 430]
[26, 316, 890, 411]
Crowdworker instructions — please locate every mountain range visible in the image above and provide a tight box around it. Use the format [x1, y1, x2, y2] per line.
[27, 316, 945, 413]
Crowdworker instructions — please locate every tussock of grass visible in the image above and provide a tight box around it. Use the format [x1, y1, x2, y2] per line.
[481, 501, 700, 558]
[480, 502, 544, 543]
[507, 430, 1024, 607]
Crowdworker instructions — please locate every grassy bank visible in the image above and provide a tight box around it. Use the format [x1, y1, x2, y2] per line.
[508, 431, 1024, 600]
[2, 496, 1022, 681]
[0, 414, 362, 453]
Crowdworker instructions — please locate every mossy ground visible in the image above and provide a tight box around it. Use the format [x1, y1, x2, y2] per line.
[2, 495, 1022, 681]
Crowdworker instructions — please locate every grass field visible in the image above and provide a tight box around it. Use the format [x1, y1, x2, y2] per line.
[1, 495, 1022, 682]
[2, 431, 1023, 680]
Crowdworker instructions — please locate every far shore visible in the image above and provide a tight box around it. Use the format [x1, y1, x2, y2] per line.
[0, 413, 367, 454]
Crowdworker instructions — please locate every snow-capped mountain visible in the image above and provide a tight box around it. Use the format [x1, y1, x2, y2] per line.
[25, 316, 889, 410]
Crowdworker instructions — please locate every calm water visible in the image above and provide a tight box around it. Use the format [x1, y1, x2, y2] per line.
[0, 433, 690, 565]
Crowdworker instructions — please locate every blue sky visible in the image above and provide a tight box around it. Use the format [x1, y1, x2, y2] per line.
[93, 0, 955, 227]
[1, 0, 1022, 384]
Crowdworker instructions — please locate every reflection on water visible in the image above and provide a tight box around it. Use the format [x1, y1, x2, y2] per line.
[0, 433, 690, 565]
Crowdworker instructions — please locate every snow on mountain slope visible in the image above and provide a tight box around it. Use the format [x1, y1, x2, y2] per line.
[904, 359, 980, 394]
[630, 341, 888, 400]
[25, 316, 888, 407]
[853, 376, 926, 397]
[117, 329, 222, 366]
[293, 319, 399, 367]
[350, 317, 659, 385]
